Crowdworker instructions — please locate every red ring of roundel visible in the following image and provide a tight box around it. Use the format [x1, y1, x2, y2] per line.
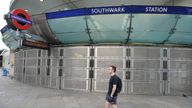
[11, 9, 31, 30]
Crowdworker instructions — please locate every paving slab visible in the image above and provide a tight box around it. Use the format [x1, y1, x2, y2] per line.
[0, 76, 191, 108]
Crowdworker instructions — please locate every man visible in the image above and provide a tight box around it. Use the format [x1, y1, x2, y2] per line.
[104, 65, 120, 108]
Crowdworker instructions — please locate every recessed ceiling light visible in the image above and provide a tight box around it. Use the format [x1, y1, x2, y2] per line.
[144, 30, 152, 32]
[40, 0, 44, 2]
[25, 10, 28, 12]
[64, 8, 69, 10]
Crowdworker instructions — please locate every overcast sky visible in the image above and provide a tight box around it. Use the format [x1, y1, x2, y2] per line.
[0, 0, 11, 50]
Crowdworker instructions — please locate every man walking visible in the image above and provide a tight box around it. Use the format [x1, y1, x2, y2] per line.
[104, 65, 121, 108]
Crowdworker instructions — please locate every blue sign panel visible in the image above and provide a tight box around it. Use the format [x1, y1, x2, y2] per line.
[46, 5, 192, 19]
[45, 9, 86, 19]
[0, 25, 10, 35]
[85, 6, 130, 15]
[130, 5, 192, 14]
[8, 13, 32, 25]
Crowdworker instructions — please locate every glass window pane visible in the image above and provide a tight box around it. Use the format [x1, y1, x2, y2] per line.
[130, 31, 169, 43]
[56, 33, 89, 43]
[132, 14, 177, 31]
[175, 15, 192, 32]
[88, 14, 130, 31]
[91, 31, 127, 43]
[163, 61, 168, 69]
[87, 14, 129, 43]
[163, 49, 167, 57]
[168, 32, 192, 45]
[47, 16, 86, 33]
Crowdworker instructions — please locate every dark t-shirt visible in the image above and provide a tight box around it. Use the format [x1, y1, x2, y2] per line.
[107, 74, 119, 96]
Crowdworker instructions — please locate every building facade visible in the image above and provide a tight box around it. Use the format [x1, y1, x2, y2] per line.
[1, 0, 192, 95]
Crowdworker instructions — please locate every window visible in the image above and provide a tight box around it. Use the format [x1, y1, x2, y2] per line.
[38, 59, 41, 66]
[38, 68, 40, 75]
[163, 61, 168, 69]
[60, 49, 63, 56]
[90, 48, 94, 56]
[47, 50, 51, 56]
[163, 72, 167, 80]
[58, 69, 62, 76]
[38, 50, 41, 57]
[163, 49, 167, 57]
[59, 59, 63, 66]
[47, 68, 50, 76]
[126, 71, 130, 80]
[126, 48, 131, 57]
[126, 60, 131, 68]
[47, 59, 50, 66]
[90, 59, 94, 67]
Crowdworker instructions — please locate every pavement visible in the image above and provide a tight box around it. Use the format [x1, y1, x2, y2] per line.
[0, 76, 192, 108]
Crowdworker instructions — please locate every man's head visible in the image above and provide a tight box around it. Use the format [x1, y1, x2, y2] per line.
[108, 65, 116, 74]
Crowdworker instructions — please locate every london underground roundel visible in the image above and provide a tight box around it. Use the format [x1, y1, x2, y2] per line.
[10, 9, 32, 30]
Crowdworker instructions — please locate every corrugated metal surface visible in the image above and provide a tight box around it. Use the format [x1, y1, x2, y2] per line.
[61, 47, 89, 91]
[169, 48, 192, 95]
[131, 47, 161, 95]
[24, 49, 38, 85]
[95, 47, 124, 92]
[14, 46, 192, 95]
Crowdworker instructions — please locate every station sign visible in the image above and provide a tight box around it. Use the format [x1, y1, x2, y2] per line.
[46, 5, 192, 19]
[0, 25, 10, 35]
[6, 8, 32, 30]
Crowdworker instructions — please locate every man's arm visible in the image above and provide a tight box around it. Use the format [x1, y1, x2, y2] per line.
[110, 84, 117, 97]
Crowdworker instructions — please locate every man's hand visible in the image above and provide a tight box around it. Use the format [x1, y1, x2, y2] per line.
[108, 95, 114, 102]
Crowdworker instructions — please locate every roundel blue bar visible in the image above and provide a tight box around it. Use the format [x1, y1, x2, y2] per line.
[46, 5, 192, 19]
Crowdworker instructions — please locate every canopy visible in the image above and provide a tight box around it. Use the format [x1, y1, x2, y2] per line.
[46, 5, 192, 45]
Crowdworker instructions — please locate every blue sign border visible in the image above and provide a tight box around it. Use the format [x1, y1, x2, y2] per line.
[0, 25, 10, 35]
[46, 5, 192, 19]
[8, 13, 32, 25]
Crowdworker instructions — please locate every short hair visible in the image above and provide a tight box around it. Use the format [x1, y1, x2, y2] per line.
[109, 65, 116, 73]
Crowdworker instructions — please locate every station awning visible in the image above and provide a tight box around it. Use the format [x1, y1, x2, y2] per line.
[46, 5, 192, 46]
